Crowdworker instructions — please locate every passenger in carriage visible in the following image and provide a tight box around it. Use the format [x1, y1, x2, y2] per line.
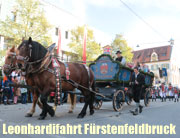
[115, 50, 126, 66]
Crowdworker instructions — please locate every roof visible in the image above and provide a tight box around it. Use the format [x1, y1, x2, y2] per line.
[132, 45, 172, 64]
[103, 45, 112, 48]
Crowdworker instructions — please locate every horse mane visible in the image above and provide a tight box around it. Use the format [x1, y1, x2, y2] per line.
[18, 40, 48, 62]
[31, 41, 47, 61]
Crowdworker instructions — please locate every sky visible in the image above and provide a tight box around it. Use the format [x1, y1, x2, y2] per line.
[44, 0, 180, 51]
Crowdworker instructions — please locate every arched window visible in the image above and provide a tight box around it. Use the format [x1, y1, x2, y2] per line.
[151, 52, 158, 62]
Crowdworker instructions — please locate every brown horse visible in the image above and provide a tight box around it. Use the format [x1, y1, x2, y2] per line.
[3, 47, 43, 116]
[15, 37, 95, 120]
[3, 47, 77, 117]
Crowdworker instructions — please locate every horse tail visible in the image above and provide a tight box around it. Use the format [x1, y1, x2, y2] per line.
[89, 69, 95, 91]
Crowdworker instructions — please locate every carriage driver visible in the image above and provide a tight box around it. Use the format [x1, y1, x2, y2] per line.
[129, 67, 145, 115]
[115, 50, 126, 66]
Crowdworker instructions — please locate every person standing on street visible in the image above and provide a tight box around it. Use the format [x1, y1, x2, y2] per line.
[12, 76, 21, 104]
[151, 87, 156, 102]
[2, 76, 10, 105]
[168, 84, 173, 101]
[20, 76, 27, 104]
[174, 87, 179, 102]
[129, 67, 145, 115]
[160, 83, 166, 102]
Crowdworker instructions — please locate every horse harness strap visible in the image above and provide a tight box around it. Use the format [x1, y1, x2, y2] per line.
[84, 64, 91, 89]
[64, 63, 70, 80]
[52, 58, 62, 105]
[16, 52, 51, 75]
[31, 53, 52, 74]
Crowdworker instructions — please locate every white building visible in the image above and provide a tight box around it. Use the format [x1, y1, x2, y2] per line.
[133, 44, 180, 87]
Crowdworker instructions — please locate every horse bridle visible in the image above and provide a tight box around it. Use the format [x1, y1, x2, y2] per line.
[16, 44, 47, 74]
[16, 44, 33, 71]
[3, 52, 17, 71]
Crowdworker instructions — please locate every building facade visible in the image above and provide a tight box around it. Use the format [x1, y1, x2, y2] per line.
[0, 0, 111, 61]
[133, 45, 180, 87]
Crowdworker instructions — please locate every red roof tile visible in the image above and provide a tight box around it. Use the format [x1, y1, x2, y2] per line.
[132, 45, 172, 64]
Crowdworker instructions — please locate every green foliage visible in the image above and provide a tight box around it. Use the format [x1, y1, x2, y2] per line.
[68, 26, 102, 61]
[111, 34, 133, 63]
[0, 0, 52, 47]
[0, 50, 6, 66]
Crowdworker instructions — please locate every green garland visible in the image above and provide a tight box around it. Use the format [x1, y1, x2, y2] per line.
[90, 54, 154, 84]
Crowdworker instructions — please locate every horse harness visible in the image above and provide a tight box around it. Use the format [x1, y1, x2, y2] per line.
[10, 49, 93, 105]
[3, 52, 17, 71]
[51, 58, 62, 105]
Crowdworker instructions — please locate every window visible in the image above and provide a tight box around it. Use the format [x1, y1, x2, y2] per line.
[65, 31, 68, 39]
[11, 8, 17, 22]
[0, 3, 1, 16]
[166, 64, 169, 69]
[146, 54, 150, 58]
[161, 64, 165, 68]
[161, 63, 170, 69]
[151, 52, 158, 61]
[12, 14, 16, 22]
[154, 64, 158, 70]
[162, 53, 166, 56]
[151, 65, 154, 70]
[55, 28, 58, 36]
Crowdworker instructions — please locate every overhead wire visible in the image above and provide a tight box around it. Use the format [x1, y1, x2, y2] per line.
[119, 0, 168, 41]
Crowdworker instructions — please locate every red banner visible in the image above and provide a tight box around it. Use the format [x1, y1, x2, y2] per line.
[57, 28, 61, 55]
[82, 26, 87, 64]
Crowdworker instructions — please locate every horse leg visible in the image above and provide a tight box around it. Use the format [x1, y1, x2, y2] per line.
[68, 93, 76, 113]
[25, 90, 41, 117]
[77, 95, 89, 118]
[89, 80, 96, 115]
[89, 93, 95, 115]
[38, 94, 48, 120]
[89, 82, 95, 115]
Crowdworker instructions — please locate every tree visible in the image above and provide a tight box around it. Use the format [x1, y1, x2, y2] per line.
[68, 26, 102, 61]
[0, 50, 6, 66]
[0, 0, 52, 47]
[111, 34, 133, 63]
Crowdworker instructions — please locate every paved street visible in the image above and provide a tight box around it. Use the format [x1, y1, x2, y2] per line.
[0, 99, 180, 138]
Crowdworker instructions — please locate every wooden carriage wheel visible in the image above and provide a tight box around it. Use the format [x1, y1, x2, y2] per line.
[113, 90, 125, 112]
[126, 96, 132, 105]
[93, 99, 103, 110]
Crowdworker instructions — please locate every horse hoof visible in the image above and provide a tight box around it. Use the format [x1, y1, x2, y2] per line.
[90, 110, 94, 115]
[77, 113, 86, 118]
[68, 110, 73, 114]
[25, 113, 33, 117]
[38, 116, 46, 120]
[48, 108, 55, 117]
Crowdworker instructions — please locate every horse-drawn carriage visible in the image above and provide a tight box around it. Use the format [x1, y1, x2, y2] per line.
[3, 37, 154, 119]
[90, 54, 154, 112]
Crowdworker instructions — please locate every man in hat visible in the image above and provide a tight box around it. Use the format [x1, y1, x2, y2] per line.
[115, 50, 126, 65]
[130, 67, 145, 115]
